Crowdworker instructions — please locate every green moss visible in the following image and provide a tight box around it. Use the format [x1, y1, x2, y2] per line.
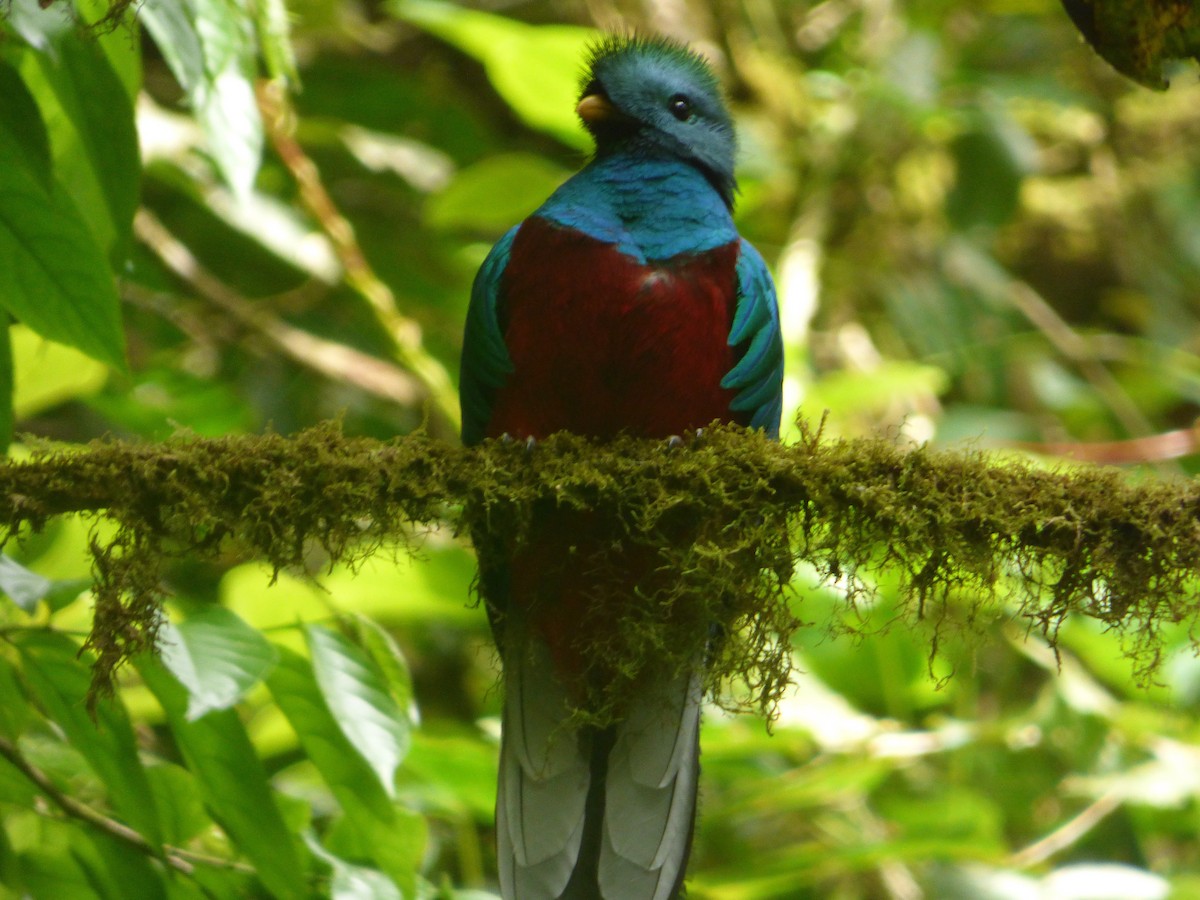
[2, 421, 1199, 717]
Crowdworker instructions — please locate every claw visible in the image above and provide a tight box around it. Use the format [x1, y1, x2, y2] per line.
[666, 435, 684, 450]
[497, 433, 536, 453]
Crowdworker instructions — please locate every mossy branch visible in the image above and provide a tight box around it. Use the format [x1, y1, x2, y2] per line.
[3, 422, 1199, 712]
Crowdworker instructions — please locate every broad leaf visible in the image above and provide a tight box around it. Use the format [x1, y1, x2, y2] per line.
[12, 325, 109, 422]
[10, 7, 140, 261]
[254, 0, 297, 82]
[0, 63, 126, 370]
[391, 0, 595, 149]
[140, 658, 309, 899]
[140, 0, 263, 196]
[267, 645, 424, 894]
[0, 324, 10, 456]
[0, 654, 32, 740]
[144, 763, 212, 847]
[426, 153, 570, 233]
[157, 606, 279, 720]
[305, 835, 403, 900]
[14, 632, 162, 847]
[0, 554, 51, 612]
[306, 623, 413, 796]
[353, 614, 419, 725]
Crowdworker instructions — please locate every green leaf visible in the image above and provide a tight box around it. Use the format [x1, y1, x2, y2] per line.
[0, 553, 52, 612]
[305, 835, 403, 900]
[139, 657, 310, 898]
[14, 632, 163, 847]
[426, 153, 571, 233]
[266, 645, 424, 894]
[390, 0, 596, 149]
[353, 614, 418, 724]
[157, 606, 279, 720]
[145, 763, 213, 847]
[140, 0, 263, 195]
[254, 0, 297, 83]
[0, 65, 126, 370]
[398, 730, 498, 820]
[0, 59, 52, 187]
[946, 106, 1036, 231]
[13, 21, 140, 260]
[12, 324, 109, 421]
[306, 623, 414, 796]
[0, 654, 32, 740]
[0, 321, 10, 453]
[77, 830, 170, 900]
[74, 0, 143, 101]
[0, 552, 90, 614]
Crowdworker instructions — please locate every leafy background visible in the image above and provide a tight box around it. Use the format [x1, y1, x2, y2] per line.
[2, 0, 1200, 898]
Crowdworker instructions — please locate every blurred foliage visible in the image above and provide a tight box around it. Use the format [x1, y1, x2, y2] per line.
[1, 0, 1200, 898]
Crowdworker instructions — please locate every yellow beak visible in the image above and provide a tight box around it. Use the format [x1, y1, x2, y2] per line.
[576, 92, 617, 124]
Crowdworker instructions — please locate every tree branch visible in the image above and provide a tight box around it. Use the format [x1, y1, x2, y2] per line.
[255, 80, 461, 433]
[2, 423, 1198, 709]
[133, 209, 435, 421]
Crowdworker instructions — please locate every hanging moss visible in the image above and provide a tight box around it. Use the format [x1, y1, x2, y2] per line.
[2, 421, 1199, 716]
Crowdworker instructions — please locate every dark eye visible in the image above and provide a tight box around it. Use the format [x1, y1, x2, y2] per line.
[668, 94, 693, 121]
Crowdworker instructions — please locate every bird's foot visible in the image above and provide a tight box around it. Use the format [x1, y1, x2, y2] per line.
[498, 433, 537, 453]
[665, 427, 705, 450]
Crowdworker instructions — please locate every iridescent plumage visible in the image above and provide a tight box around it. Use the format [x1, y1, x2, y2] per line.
[460, 34, 783, 900]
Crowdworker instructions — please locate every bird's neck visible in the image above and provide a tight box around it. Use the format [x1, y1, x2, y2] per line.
[535, 154, 737, 263]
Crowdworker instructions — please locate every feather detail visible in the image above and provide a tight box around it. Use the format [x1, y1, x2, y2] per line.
[497, 640, 590, 898]
[599, 670, 702, 900]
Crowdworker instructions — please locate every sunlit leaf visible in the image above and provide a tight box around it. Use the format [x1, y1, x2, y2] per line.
[12, 325, 109, 422]
[254, 0, 297, 83]
[0, 62, 125, 370]
[391, 0, 595, 148]
[305, 835, 403, 900]
[353, 614, 418, 724]
[157, 606, 279, 720]
[267, 645, 424, 893]
[427, 153, 571, 233]
[140, 0, 263, 195]
[0, 554, 51, 612]
[11, 15, 139, 260]
[140, 657, 310, 898]
[305, 623, 413, 795]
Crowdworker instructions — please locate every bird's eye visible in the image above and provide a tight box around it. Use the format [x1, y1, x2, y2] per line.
[668, 94, 693, 121]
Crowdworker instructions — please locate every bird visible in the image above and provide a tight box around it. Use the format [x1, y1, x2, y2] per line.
[459, 33, 783, 900]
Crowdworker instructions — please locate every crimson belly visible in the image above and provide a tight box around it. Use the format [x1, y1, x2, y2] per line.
[486, 217, 745, 441]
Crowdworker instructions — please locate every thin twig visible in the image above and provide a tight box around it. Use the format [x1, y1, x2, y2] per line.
[942, 242, 1166, 462]
[255, 79, 461, 432]
[1010, 421, 1200, 464]
[1008, 790, 1123, 867]
[0, 735, 254, 875]
[133, 209, 433, 415]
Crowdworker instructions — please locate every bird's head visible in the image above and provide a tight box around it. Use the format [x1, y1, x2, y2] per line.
[578, 34, 737, 208]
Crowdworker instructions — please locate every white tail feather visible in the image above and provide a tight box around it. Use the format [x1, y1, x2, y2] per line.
[599, 671, 702, 900]
[497, 640, 590, 899]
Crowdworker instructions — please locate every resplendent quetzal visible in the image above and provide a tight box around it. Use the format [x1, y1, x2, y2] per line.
[460, 34, 783, 900]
